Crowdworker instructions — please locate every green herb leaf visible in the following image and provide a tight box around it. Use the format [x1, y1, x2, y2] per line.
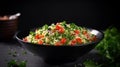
[7, 60, 27, 67]
[42, 24, 48, 30]
[7, 60, 18, 67]
[19, 61, 27, 67]
[96, 27, 120, 61]
[83, 60, 100, 67]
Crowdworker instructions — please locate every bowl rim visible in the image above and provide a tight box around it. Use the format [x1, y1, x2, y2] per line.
[15, 27, 104, 47]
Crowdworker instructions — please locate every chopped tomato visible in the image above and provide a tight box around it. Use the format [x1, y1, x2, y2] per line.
[58, 28, 65, 33]
[70, 40, 77, 46]
[35, 34, 40, 39]
[55, 41, 62, 46]
[74, 30, 80, 34]
[55, 24, 61, 30]
[38, 40, 43, 45]
[35, 34, 44, 39]
[23, 37, 27, 42]
[55, 24, 65, 33]
[60, 38, 67, 44]
[76, 38, 82, 44]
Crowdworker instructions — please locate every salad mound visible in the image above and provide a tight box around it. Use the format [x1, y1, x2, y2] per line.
[23, 21, 97, 46]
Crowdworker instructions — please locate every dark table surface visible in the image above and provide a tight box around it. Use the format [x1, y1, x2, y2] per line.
[0, 39, 102, 67]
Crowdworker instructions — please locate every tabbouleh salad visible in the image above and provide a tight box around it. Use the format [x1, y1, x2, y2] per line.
[23, 21, 97, 46]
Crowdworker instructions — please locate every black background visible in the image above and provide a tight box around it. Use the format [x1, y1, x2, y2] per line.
[0, 0, 119, 30]
[0, 0, 120, 67]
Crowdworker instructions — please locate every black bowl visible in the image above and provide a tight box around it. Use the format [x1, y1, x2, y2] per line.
[15, 28, 104, 65]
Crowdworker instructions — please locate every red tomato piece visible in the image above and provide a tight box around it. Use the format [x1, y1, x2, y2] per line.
[74, 30, 80, 34]
[55, 41, 62, 46]
[55, 24, 65, 33]
[55, 25, 61, 30]
[76, 38, 82, 44]
[38, 40, 43, 45]
[60, 38, 67, 44]
[70, 40, 77, 46]
[35, 34, 44, 39]
[58, 28, 65, 33]
[23, 37, 27, 42]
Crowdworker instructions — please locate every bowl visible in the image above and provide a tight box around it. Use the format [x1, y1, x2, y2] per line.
[0, 13, 20, 41]
[15, 28, 104, 65]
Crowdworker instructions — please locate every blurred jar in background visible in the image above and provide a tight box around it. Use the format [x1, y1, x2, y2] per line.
[0, 13, 20, 41]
